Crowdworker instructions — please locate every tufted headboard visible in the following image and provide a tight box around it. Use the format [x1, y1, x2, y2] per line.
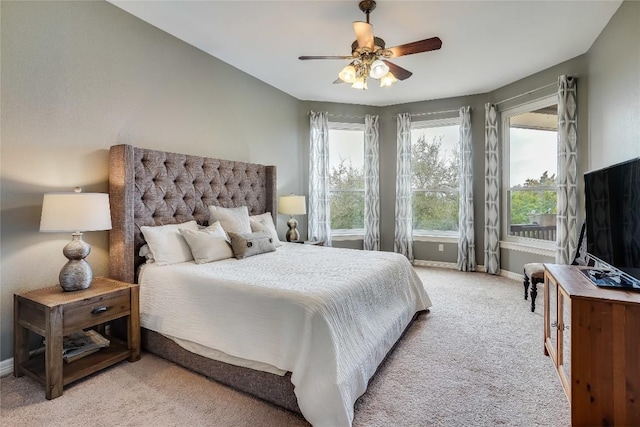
[108, 144, 276, 283]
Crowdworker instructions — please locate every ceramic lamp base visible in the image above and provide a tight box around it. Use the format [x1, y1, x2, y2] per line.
[285, 216, 300, 242]
[59, 232, 93, 291]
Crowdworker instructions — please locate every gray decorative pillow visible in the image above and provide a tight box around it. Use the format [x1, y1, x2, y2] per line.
[228, 231, 276, 259]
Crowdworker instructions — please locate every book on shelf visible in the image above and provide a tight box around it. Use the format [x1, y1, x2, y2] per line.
[62, 330, 110, 363]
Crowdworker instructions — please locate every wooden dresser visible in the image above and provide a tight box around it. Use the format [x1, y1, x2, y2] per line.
[543, 264, 640, 426]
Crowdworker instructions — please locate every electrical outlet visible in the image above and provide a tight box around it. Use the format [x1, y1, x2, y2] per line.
[438, 244, 444, 252]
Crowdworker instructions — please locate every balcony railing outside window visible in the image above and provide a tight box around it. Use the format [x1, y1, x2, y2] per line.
[510, 224, 556, 241]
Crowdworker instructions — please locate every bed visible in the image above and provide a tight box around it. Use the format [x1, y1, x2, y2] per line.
[108, 144, 431, 426]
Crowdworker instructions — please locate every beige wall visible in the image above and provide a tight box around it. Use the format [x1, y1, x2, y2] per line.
[1, 0, 638, 363]
[0, 1, 301, 361]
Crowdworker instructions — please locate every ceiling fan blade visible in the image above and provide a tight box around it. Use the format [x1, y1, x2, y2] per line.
[333, 78, 345, 84]
[353, 21, 374, 50]
[387, 37, 442, 58]
[382, 60, 412, 80]
[299, 55, 353, 60]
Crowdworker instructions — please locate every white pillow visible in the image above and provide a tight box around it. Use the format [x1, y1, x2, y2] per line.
[208, 205, 251, 234]
[140, 220, 199, 265]
[250, 213, 282, 247]
[180, 221, 234, 264]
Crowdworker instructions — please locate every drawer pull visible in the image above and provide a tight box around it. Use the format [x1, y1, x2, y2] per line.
[91, 306, 109, 315]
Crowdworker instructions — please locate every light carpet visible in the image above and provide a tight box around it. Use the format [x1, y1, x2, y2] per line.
[1, 267, 569, 426]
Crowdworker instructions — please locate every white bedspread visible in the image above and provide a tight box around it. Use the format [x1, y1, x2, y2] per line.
[139, 243, 431, 426]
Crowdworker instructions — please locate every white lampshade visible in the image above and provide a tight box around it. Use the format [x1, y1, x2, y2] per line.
[380, 72, 398, 88]
[278, 195, 306, 216]
[338, 64, 357, 83]
[40, 192, 112, 232]
[369, 59, 389, 79]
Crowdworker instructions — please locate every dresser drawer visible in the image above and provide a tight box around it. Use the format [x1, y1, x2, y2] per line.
[63, 289, 131, 334]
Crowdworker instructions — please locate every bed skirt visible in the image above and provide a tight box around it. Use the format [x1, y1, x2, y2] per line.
[141, 310, 428, 419]
[141, 328, 301, 413]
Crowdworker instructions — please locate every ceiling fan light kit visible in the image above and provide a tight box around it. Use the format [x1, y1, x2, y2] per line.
[339, 58, 395, 89]
[339, 64, 357, 83]
[379, 72, 398, 88]
[369, 59, 389, 79]
[299, 0, 442, 91]
[352, 77, 368, 90]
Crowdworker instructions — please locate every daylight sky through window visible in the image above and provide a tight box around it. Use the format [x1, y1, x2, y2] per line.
[510, 128, 557, 186]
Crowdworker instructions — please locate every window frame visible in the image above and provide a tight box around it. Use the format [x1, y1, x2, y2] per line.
[500, 94, 558, 254]
[410, 116, 461, 240]
[328, 120, 366, 239]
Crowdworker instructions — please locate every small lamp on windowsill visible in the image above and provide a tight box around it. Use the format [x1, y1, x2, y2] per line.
[278, 195, 306, 242]
[39, 187, 112, 292]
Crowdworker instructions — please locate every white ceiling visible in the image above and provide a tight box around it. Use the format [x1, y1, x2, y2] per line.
[109, 0, 622, 107]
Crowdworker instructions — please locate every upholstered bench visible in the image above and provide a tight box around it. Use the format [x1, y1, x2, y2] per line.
[523, 263, 545, 312]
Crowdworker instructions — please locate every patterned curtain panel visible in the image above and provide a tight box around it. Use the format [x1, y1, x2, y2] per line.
[457, 106, 476, 272]
[308, 111, 332, 246]
[484, 103, 500, 274]
[556, 76, 578, 264]
[394, 113, 413, 260]
[364, 114, 380, 251]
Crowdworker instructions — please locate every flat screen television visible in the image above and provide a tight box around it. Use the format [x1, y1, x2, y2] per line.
[583, 157, 640, 291]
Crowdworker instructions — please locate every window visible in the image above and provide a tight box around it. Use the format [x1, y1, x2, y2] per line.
[328, 122, 365, 234]
[411, 118, 460, 235]
[502, 96, 558, 246]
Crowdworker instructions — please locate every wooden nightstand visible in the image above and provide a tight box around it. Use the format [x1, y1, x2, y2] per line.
[13, 277, 140, 399]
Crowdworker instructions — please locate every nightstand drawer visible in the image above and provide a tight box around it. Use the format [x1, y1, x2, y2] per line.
[63, 289, 130, 334]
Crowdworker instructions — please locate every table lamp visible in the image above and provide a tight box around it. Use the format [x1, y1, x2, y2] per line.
[278, 195, 306, 242]
[39, 188, 112, 291]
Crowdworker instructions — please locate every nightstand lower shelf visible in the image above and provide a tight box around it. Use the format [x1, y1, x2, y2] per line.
[20, 336, 130, 387]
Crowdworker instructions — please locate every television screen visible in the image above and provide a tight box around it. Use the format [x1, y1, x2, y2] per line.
[584, 157, 640, 285]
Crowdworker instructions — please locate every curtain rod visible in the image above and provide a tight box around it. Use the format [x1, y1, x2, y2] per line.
[410, 109, 459, 117]
[493, 81, 558, 106]
[393, 109, 459, 119]
[327, 113, 366, 120]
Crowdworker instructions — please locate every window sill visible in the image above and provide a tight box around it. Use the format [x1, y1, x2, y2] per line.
[500, 240, 555, 257]
[413, 233, 459, 243]
[331, 231, 364, 241]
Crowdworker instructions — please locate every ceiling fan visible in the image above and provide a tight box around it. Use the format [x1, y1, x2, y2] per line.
[299, 0, 442, 90]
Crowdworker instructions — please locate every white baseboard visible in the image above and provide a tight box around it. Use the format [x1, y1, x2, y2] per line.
[501, 269, 525, 281]
[0, 358, 13, 377]
[413, 260, 458, 269]
[413, 259, 524, 283]
[413, 260, 488, 272]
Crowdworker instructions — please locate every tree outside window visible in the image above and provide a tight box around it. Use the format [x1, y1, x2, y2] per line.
[506, 105, 558, 243]
[411, 121, 460, 234]
[328, 125, 365, 232]
[330, 158, 364, 230]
